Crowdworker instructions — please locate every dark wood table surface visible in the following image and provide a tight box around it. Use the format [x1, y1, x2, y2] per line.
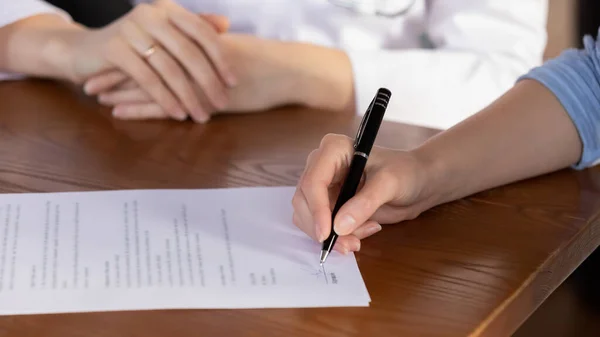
[0, 81, 599, 337]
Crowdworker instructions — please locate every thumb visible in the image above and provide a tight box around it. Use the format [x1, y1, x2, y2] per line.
[333, 173, 396, 236]
[198, 14, 230, 33]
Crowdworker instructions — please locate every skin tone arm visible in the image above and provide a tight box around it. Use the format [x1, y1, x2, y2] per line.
[0, 14, 84, 81]
[291, 79, 583, 254]
[84, 34, 355, 119]
[416, 79, 582, 204]
[0, 0, 236, 122]
[82, 0, 547, 123]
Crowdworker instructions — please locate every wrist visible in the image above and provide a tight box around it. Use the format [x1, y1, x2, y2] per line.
[278, 42, 354, 111]
[0, 14, 87, 82]
[410, 144, 455, 208]
[41, 24, 88, 82]
[220, 34, 299, 108]
[255, 39, 313, 107]
[53, 25, 89, 83]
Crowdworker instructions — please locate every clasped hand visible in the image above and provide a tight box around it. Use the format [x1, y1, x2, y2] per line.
[68, 0, 235, 122]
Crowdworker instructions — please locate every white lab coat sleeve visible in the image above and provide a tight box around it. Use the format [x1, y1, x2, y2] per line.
[345, 0, 548, 130]
[0, 0, 70, 81]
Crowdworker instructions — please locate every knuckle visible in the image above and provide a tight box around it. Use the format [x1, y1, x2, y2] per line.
[301, 174, 319, 192]
[296, 172, 307, 190]
[291, 192, 303, 209]
[306, 149, 319, 165]
[320, 133, 339, 147]
[320, 133, 351, 150]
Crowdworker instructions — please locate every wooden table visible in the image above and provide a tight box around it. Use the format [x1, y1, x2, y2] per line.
[0, 81, 599, 337]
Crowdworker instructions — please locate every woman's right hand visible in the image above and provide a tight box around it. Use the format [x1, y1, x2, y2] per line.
[67, 0, 236, 122]
[292, 134, 443, 254]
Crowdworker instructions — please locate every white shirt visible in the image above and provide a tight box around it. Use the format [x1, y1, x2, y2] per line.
[0, 1, 63, 27]
[2, 0, 548, 129]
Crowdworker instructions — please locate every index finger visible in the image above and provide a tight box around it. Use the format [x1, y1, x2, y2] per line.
[298, 134, 354, 241]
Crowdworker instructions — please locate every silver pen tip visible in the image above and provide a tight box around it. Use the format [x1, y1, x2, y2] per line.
[319, 250, 330, 265]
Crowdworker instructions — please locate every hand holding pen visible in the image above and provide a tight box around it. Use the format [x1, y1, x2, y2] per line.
[291, 88, 439, 262]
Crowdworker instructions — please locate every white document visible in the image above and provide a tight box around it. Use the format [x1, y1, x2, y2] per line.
[0, 187, 370, 315]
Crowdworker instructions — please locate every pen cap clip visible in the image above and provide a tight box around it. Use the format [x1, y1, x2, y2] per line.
[354, 97, 375, 149]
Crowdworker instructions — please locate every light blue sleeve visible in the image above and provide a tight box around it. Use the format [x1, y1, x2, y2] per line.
[518, 34, 600, 169]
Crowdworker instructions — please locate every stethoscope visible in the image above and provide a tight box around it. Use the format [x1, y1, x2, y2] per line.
[328, 0, 416, 18]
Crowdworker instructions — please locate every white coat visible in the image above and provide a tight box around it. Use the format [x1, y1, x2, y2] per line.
[2, 0, 548, 128]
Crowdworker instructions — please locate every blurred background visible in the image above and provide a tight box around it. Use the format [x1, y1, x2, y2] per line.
[544, 0, 598, 60]
[545, 0, 575, 60]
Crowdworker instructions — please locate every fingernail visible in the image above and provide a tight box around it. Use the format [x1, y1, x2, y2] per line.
[351, 240, 361, 252]
[338, 245, 349, 255]
[83, 83, 94, 95]
[365, 224, 383, 237]
[194, 110, 210, 123]
[112, 107, 122, 117]
[335, 214, 356, 235]
[316, 224, 327, 242]
[175, 110, 187, 121]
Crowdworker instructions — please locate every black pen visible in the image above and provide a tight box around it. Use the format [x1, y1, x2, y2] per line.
[319, 88, 391, 265]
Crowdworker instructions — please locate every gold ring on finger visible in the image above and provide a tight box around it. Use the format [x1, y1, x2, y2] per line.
[142, 44, 158, 59]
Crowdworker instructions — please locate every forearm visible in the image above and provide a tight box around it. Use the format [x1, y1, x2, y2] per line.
[278, 42, 354, 112]
[223, 34, 354, 112]
[416, 79, 582, 205]
[0, 14, 85, 81]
